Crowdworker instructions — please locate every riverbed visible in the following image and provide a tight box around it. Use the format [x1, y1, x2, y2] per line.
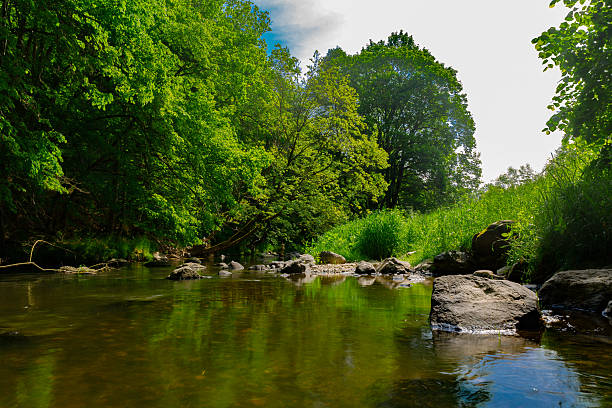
[1, 263, 610, 407]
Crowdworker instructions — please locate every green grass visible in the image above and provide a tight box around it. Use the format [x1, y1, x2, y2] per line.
[306, 146, 611, 282]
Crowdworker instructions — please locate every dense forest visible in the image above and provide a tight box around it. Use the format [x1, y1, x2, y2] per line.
[0, 0, 610, 271]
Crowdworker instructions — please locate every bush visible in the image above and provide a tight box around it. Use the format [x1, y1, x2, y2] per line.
[356, 211, 409, 260]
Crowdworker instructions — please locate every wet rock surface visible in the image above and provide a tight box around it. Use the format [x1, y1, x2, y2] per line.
[355, 261, 376, 275]
[430, 251, 475, 276]
[430, 274, 541, 334]
[319, 251, 346, 265]
[539, 269, 612, 313]
[376, 257, 411, 275]
[167, 265, 204, 280]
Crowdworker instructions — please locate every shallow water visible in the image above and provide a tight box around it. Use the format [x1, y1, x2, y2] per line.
[0, 264, 610, 407]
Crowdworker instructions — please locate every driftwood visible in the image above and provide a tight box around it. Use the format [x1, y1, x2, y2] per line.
[0, 240, 109, 273]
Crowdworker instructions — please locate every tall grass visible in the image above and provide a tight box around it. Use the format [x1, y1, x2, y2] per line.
[307, 145, 611, 282]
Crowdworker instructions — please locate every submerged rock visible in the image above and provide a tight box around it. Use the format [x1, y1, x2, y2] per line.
[107, 258, 129, 267]
[355, 261, 376, 275]
[280, 260, 310, 275]
[216, 262, 228, 269]
[539, 269, 612, 313]
[376, 257, 411, 275]
[430, 274, 541, 334]
[219, 270, 232, 277]
[248, 264, 269, 271]
[319, 251, 346, 265]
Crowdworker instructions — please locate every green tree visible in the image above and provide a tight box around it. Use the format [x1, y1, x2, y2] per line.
[534, 0, 611, 153]
[325, 31, 481, 211]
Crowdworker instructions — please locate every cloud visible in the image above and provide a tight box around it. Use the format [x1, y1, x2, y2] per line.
[257, 0, 344, 61]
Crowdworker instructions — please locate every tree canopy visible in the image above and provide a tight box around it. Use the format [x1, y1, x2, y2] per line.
[324, 31, 481, 211]
[534, 0, 611, 154]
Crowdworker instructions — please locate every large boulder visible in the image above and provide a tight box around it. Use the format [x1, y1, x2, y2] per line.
[430, 275, 541, 333]
[355, 261, 376, 275]
[376, 258, 411, 275]
[430, 251, 475, 276]
[471, 220, 515, 270]
[167, 264, 204, 280]
[319, 251, 346, 265]
[539, 269, 612, 313]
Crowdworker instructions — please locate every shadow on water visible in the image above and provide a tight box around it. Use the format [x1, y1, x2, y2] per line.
[0, 266, 610, 407]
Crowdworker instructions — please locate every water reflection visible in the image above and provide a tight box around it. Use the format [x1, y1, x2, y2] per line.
[0, 268, 610, 407]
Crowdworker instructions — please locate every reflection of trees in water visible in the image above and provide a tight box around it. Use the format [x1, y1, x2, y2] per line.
[384, 330, 602, 408]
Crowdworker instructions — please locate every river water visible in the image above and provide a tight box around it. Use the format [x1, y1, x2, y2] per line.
[0, 264, 610, 407]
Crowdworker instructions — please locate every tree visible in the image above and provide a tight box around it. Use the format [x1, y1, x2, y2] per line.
[534, 0, 611, 153]
[325, 31, 481, 211]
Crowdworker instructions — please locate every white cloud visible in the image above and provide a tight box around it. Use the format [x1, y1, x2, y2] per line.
[256, 0, 570, 181]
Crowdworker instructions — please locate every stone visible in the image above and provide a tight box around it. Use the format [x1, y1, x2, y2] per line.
[185, 257, 201, 264]
[297, 254, 315, 266]
[496, 265, 512, 277]
[248, 264, 269, 271]
[285, 251, 302, 261]
[269, 261, 286, 269]
[228, 261, 244, 270]
[319, 251, 346, 265]
[473, 270, 504, 280]
[430, 251, 475, 276]
[430, 274, 541, 333]
[377, 257, 411, 275]
[506, 260, 527, 283]
[414, 260, 433, 274]
[219, 270, 232, 277]
[167, 265, 203, 280]
[355, 261, 376, 275]
[539, 269, 612, 313]
[604, 301, 612, 318]
[280, 260, 310, 275]
[144, 252, 171, 267]
[179, 262, 206, 271]
[471, 220, 515, 270]
[59, 266, 97, 275]
[216, 262, 228, 269]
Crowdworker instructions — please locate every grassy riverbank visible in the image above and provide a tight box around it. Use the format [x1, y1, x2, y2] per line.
[307, 146, 612, 283]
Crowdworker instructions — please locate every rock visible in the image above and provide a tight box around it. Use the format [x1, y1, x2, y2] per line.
[58, 266, 97, 275]
[539, 269, 612, 313]
[179, 262, 206, 272]
[319, 251, 346, 264]
[107, 258, 129, 267]
[430, 274, 541, 333]
[144, 252, 171, 267]
[496, 265, 512, 277]
[355, 261, 376, 275]
[285, 251, 302, 261]
[216, 262, 228, 269]
[269, 261, 286, 269]
[430, 251, 475, 276]
[506, 260, 527, 283]
[228, 261, 244, 270]
[414, 260, 433, 274]
[604, 301, 612, 318]
[280, 260, 310, 275]
[167, 265, 203, 280]
[473, 270, 504, 280]
[471, 220, 515, 270]
[297, 254, 315, 266]
[248, 264, 269, 271]
[219, 270, 232, 277]
[376, 258, 411, 275]
[184, 257, 201, 264]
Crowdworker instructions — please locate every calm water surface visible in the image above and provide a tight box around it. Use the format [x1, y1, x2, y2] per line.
[0, 264, 610, 407]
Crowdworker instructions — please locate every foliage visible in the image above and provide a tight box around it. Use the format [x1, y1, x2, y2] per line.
[534, 0, 611, 152]
[488, 164, 538, 189]
[324, 31, 481, 211]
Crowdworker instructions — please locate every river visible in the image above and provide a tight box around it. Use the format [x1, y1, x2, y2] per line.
[0, 263, 610, 407]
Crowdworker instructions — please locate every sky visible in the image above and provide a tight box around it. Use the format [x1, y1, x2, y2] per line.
[255, 0, 569, 182]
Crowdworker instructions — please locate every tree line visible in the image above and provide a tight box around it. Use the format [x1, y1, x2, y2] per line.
[1, 0, 482, 258]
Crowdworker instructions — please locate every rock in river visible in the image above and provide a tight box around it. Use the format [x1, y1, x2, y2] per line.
[228, 261, 244, 270]
[539, 269, 612, 313]
[280, 260, 310, 275]
[319, 251, 346, 265]
[430, 274, 541, 334]
[430, 251, 474, 276]
[376, 258, 411, 275]
[167, 265, 204, 280]
[355, 261, 376, 275]
[144, 252, 171, 267]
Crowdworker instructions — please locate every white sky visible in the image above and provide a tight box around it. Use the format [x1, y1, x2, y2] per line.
[256, 0, 569, 182]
